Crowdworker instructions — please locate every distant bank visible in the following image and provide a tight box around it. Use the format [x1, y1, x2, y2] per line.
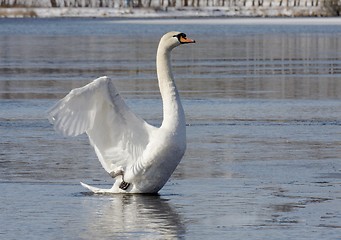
[0, 0, 340, 18]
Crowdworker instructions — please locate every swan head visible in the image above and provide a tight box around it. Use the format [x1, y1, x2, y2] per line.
[159, 31, 195, 51]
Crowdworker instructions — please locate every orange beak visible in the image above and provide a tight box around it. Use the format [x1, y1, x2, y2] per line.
[179, 35, 196, 44]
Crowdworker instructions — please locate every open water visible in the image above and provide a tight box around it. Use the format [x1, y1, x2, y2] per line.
[0, 18, 340, 239]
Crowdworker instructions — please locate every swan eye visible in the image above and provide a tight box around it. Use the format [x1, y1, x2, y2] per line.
[175, 33, 195, 44]
[180, 33, 187, 38]
[174, 33, 187, 42]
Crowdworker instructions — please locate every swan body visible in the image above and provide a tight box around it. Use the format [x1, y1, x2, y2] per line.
[48, 32, 195, 194]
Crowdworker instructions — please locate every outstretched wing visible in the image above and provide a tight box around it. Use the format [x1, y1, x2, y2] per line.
[48, 76, 156, 173]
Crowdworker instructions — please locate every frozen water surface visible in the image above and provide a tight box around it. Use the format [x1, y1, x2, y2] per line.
[0, 18, 340, 239]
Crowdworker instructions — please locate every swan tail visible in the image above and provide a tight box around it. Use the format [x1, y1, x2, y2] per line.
[80, 182, 114, 194]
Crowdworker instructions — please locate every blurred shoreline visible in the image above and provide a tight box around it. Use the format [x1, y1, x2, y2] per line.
[0, 6, 338, 18]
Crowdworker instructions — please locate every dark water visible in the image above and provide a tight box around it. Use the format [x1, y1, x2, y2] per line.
[0, 18, 340, 239]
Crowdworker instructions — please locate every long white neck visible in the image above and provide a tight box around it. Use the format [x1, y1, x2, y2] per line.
[156, 44, 185, 133]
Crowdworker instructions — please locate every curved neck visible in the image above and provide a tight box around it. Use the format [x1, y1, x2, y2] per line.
[156, 45, 185, 132]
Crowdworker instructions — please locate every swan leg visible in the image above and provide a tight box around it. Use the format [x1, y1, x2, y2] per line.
[109, 169, 130, 190]
[109, 169, 124, 178]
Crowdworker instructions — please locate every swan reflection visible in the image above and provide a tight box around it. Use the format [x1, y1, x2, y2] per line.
[80, 194, 185, 239]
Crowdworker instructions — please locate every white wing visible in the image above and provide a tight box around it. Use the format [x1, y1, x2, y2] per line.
[48, 76, 156, 174]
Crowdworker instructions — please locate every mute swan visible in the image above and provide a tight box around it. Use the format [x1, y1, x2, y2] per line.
[48, 32, 195, 194]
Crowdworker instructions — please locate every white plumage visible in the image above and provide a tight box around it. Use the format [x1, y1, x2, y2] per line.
[48, 31, 195, 193]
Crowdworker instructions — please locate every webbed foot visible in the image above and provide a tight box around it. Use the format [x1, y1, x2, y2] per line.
[119, 180, 130, 190]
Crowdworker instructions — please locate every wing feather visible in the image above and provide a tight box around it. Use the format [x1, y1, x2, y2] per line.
[48, 76, 156, 173]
